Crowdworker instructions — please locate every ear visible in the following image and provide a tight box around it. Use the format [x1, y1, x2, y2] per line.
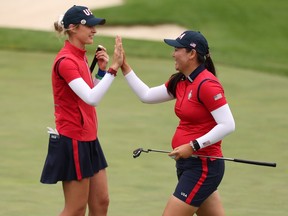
[68, 24, 77, 33]
[189, 49, 197, 60]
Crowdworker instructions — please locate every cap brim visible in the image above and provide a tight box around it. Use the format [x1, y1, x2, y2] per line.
[164, 39, 185, 48]
[86, 17, 106, 26]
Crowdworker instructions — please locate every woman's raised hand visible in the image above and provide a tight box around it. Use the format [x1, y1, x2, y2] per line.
[110, 35, 124, 71]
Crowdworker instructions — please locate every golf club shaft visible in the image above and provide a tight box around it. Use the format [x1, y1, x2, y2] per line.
[192, 155, 277, 167]
[143, 149, 276, 167]
[147, 149, 170, 154]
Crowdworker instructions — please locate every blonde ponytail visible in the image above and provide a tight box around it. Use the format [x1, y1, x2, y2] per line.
[54, 14, 66, 35]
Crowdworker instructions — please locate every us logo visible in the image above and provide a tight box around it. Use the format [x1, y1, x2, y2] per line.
[181, 192, 188, 198]
[83, 9, 93, 16]
[178, 33, 186, 40]
[214, 93, 223, 101]
[190, 42, 196, 48]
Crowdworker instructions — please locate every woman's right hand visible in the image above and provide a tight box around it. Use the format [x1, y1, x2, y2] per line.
[121, 51, 132, 76]
[168, 144, 194, 160]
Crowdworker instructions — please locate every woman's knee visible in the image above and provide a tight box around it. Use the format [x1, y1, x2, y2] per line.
[97, 194, 110, 208]
[88, 194, 109, 215]
[196, 191, 225, 216]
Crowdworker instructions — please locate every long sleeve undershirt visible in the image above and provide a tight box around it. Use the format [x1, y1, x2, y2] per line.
[68, 73, 115, 106]
[124, 70, 235, 149]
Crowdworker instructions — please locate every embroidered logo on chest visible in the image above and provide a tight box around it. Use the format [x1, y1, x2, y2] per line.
[188, 90, 193, 101]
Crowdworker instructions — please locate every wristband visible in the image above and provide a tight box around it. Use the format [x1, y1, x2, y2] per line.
[190, 140, 201, 151]
[95, 68, 106, 80]
[107, 67, 117, 76]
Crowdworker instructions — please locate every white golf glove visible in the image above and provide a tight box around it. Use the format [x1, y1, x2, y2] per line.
[47, 127, 59, 135]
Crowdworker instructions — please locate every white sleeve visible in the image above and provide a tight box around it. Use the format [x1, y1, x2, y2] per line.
[125, 70, 174, 104]
[196, 104, 235, 148]
[93, 77, 100, 86]
[68, 73, 115, 106]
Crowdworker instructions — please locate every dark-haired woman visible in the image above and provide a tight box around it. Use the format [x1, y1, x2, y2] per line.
[121, 30, 235, 216]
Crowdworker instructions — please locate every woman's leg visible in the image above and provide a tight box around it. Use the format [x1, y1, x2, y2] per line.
[87, 169, 109, 216]
[59, 178, 90, 216]
[196, 190, 225, 216]
[162, 195, 198, 216]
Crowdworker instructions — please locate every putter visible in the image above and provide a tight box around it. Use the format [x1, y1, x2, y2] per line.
[132, 148, 277, 168]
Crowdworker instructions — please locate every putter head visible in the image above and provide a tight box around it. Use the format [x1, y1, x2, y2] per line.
[133, 148, 143, 158]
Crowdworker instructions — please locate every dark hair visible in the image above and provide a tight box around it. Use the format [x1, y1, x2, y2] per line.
[167, 48, 216, 98]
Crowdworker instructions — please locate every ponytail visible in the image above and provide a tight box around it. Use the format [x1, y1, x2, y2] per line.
[204, 55, 216, 76]
[54, 21, 65, 35]
[53, 14, 66, 35]
[197, 51, 216, 76]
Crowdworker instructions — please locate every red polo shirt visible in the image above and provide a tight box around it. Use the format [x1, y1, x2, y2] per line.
[52, 41, 97, 141]
[168, 66, 227, 156]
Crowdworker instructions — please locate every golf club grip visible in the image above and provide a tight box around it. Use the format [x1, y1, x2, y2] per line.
[90, 57, 97, 73]
[233, 158, 276, 167]
[90, 47, 102, 73]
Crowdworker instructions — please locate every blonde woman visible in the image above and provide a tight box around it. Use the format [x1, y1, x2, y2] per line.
[41, 5, 123, 216]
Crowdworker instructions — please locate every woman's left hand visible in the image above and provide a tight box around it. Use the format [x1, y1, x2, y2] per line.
[168, 143, 194, 160]
[96, 46, 109, 71]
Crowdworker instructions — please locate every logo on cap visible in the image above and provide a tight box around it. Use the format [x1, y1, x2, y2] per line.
[83, 9, 93, 16]
[178, 33, 186, 40]
[190, 43, 196, 48]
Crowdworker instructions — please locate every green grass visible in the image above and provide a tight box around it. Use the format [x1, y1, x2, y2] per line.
[94, 0, 288, 75]
[0, 50, 287, 215]
[0, 0, 287, 215]
[0, 0, 288, 76]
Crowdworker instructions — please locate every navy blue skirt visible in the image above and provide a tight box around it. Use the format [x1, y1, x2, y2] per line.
[40, 134, 108, 184]
[173, 157, 225, 207]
